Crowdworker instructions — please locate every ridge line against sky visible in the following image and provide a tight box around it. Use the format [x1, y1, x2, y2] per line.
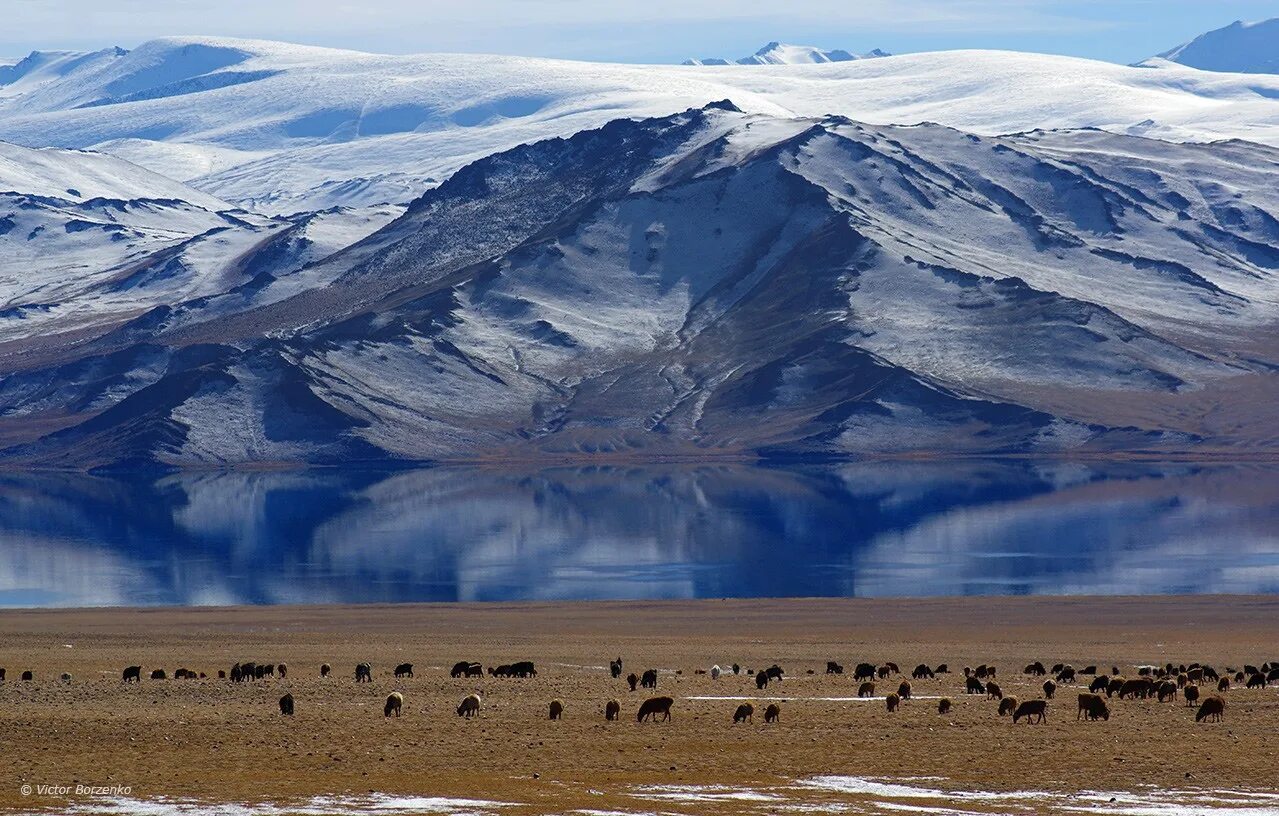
[4, 0, 1278, 66]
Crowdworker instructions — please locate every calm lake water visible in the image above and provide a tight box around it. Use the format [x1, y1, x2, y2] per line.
[0, 461, 1276, 607]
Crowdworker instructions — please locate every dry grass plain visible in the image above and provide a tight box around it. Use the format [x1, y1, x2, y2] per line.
[0, 596, 1277, 814]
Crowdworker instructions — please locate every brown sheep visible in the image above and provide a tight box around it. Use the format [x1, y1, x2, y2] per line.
[733, 703, 754, 723]
[998, 696, 1018, 717]
[457, 694, 481, 718]
[605, 699, 620, 721]
[986, 681, 1003, 700]
[384, 692, 403, 717]
[1042, 679, 1057, 699]
[938, 698, 952, 715]
[549, 700, 564, 720]
[1012, 699, 1047, 723]
[1195, 696, 1225, 723]
[886, 692, 900, 712]
[858, 681, 876, 698]
[764, 703, 780, 723]
[1184, 685, 1200, 707]
[897, 680, 912, 700]
[637, 696, 673, 722]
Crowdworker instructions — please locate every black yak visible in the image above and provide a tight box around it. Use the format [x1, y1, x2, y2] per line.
[279, 693, 294, 716]
[641, 669, 658, 689]
[605, 699, 620, 721]
[123, 666, 142, 683]
[1013, 700, 1047, 723]
[764, 703, 780, 723]
[637, 696, 673, 722]
[733, 703, 754, 723]
[356, 663, 372, 683]
[394, 663, 414, 679]
[1195, 696, 1225, 722]
[549, 700, 564, 720]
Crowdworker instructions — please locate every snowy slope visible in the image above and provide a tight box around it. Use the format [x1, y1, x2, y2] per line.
[0, 141, 402, 346]
[2, 105, 1277, 468]
[4, 37, 1279, 211]
[684, 42, 890, 66]
[1155, 18, 1279, 74]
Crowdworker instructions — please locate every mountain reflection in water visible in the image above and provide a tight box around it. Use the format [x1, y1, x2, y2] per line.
[0, 461, 1275, 607]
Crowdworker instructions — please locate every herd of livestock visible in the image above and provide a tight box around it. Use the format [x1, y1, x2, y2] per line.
[4, 656, 1275, 726]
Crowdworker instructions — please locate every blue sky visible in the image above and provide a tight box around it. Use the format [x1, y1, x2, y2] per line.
[4, 0, 1278, 63]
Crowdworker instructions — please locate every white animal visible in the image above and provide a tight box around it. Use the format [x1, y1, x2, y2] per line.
[711, 665, 721, 680]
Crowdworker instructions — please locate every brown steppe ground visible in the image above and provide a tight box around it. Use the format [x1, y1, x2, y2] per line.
[0, 596, 1277, 813]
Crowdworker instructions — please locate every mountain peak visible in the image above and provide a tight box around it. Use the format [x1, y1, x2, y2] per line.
[1152, 17, 1279, 74]
[683, 42, 890, 66]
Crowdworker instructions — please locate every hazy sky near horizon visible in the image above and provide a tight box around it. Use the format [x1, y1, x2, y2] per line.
[4, 0, 1278, 64]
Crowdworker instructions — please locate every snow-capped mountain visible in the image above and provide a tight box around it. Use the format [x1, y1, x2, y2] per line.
[2, 103, 1277, 469]
[683, 42, 890, 66]
[1153, 18, 1279, 74]
[5, 37, 1279, 213]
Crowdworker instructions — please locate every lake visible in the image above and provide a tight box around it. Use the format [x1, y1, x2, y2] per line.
[0, 460, 1276, 607]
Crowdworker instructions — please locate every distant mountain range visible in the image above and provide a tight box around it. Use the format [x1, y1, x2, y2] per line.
[683, 42, 891, 66]
[2, 25, 1279, 468]
[1153, 18, 1279, 74]
[4, 35, 1279, 215]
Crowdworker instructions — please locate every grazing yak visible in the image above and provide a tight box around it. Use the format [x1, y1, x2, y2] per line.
[854, 663, 877, 681]
[637, 696, 674, 722]
[886, 693, 900, 712]
[605, 699, 620, 721]
[1089, 676, 1110, 693]
[123, 666, 142, 683]
[489, 665, 513, 677]
[912, 664, 934, 680]
[511, 661, 537, 678]
[627, 673, 639, 692]
[394, 663, 414, 679]
[998, 696, 1018, 716]
[1246, 672, 1267, 689]
[610, 658, 623, 679]
[1042, 680, 1057, 700]
[877, 665, 893, 679]
[549, 700, 564, 720]
[60, 673, 72, 683]
[858, 682, 876, 698]
[1184, 685, 1201, 707]
[986, 681, 1003, 700]
[458, 694, 482, 718]
[279, 693, 294, 716]
[641, 669, 658, 689]
[1195, 696, 1225, 723]
[764, 703, 780, 723]
[1056, 666, 1076, 683]
[1106, 677, 1125, 697]
[756, 671, 771, 690]
[1081, 666, 1097, 675]
[1024, 662, 1046, 676]
[898, 680, 912, 700]
[384, 692, 404, 717]
[150, 669, 166, 680]
[733, 703, 754, 723]
[762, 665, 784, 683]
[1217, 677, 1230, 692]
[935, 664, 949, 674]
[965, 676, 985, 694]
[1077, 693, 1109, 721]
[1012, 700, 1047, 724]
[1157, 682, 1178, 703]
[217, 670, 226, 679]
[1120, 679, 1153, 699]
[21, 671, 32, 681]
[278, 663, 288, 679]
[356, 663, 372, 683]
[827, 661, 844, 675]
[321, 663, 331, 677]
[938, 698, 952, 715]
[451, 661, 482, 678]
